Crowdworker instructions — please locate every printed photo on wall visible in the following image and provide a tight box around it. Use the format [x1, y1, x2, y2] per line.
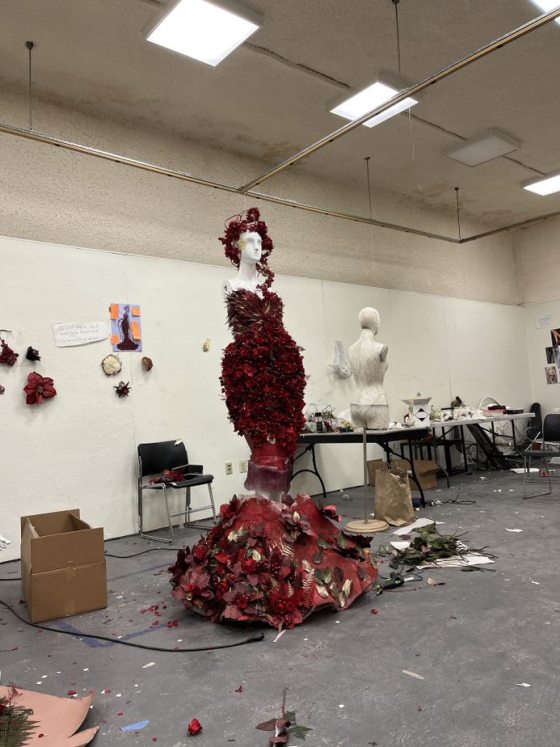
[545, 365, 558, 385]
[551, 329, 560, 347]
[110, 303, 142, 352]
[546, 346, 556, 364]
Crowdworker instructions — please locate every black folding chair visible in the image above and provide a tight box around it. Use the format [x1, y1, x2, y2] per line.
[523, 414, 560, 499]
[138, 439, 216, 542]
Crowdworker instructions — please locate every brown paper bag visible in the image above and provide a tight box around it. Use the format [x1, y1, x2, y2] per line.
[374, 463, 415, 527]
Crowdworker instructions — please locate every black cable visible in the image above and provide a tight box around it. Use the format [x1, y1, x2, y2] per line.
[0, 599, 265, 652]
[104, 547, 182, 558]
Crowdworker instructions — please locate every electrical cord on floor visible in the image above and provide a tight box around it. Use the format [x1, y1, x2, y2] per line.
[0, 599, 265, 651]
[104, 547, 183, 558]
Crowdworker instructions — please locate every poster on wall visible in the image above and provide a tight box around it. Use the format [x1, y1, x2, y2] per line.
[551, 329, 560, 347]
[545, 365, 558, 385]
[546, 346, 556, 365]
[53, 321, 110, 347]
[110, 303, 142, 352]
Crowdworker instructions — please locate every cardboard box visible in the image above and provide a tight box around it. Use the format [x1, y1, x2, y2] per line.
[367, 459, 386, 487]
[367, 458, 439, 490]
[20, 509, 107, 623]
[392, 458, 439, 490]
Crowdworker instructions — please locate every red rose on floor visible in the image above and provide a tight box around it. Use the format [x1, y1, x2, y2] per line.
[193, 544, 208, 561]
[187, 718, 203, 736]
[23, 372, 57, 405]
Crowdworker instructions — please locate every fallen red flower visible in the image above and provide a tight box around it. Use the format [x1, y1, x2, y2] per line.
[23, 372, 57, 406]
[187, 718, 203, 736]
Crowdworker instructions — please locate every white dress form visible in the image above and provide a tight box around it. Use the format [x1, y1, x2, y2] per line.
[222, 230, 263, 297]
[349, 307, 390, 429]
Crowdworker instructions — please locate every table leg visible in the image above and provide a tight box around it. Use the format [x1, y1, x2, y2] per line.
[291, 443, 327, 498]
[459, 425, 469, 473]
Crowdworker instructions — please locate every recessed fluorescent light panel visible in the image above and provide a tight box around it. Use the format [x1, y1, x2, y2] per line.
[330, 80, 418, 128]
[529, 0, 560, 25]
[147, 0, 259, 67]
[445, 129, 521, 167]
[523, 172, 560, 196]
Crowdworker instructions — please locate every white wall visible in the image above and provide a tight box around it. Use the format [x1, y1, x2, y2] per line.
[0, 234, 531, 562]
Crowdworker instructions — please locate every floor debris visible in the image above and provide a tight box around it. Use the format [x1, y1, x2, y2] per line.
[402, 670, 424, 680]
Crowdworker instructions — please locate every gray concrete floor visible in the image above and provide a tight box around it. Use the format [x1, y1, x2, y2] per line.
[1, 469, 559, 746]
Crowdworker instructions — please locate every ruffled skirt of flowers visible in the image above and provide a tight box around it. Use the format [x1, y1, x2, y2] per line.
[170, 494, 377, 629]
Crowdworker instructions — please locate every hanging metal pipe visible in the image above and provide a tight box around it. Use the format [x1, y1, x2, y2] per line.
[0, 120, 461, 243]
[238, 7, 560, 193]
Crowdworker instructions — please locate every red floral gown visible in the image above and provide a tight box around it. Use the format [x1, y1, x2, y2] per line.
[170, 289, 377, 628]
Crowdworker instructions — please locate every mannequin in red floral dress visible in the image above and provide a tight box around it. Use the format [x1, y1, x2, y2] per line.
[170, 209, 377, 629]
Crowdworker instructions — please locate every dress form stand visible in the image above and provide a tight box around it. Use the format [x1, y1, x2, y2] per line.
[345, 417, 389, 534]
[349, 307, 389, 429]
[346, 308, 390, 534]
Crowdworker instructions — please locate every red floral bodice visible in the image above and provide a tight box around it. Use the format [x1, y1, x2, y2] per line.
[221, 289, 306, 456]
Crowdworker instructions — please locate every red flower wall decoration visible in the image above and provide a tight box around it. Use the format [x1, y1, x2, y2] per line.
[0, 339, 18, 367]
[23, 372, 57, 405]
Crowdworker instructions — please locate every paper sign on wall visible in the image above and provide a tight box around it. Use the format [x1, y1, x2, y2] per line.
[110, 303, 142, 352]
[53, 321, 110, 347]
[536, 314, 552, 328]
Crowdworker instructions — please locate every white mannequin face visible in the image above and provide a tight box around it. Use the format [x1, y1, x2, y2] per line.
[237, 231, 262, 265]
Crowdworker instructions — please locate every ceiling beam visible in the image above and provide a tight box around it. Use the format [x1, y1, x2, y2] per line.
[238, 7, 560, 193]
[0, 121, 460, 243]
[3, 120, 560, 245]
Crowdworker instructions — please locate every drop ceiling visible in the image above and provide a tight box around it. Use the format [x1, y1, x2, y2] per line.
[0, 0, 559, 229]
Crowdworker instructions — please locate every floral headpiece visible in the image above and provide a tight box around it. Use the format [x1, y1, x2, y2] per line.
[219, 207, 274, 290]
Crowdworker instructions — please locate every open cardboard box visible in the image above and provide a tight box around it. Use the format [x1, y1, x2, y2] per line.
[20, 509, 107, 623]
[368, 457, 439, 491]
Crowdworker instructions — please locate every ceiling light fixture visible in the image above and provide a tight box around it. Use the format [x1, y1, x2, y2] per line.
[445, 128, 521, 167]
[147, 0, 259, 67]
[529, 0, 560, 25]
[523, 171, 560, 196]
[330, 76, 418, 129]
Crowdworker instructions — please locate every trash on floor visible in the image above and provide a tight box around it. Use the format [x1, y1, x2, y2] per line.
[255, 689, 312, 745]
[121, 719, 150, 732]
[0, 684, 98, 745]
[387, 523, 495, 570]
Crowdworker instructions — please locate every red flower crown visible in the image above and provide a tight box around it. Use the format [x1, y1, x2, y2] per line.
[219, 207, 275, 290]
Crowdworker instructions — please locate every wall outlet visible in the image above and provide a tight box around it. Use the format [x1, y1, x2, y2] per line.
[239, 459, 248, 474]
[225, 461, 233, 476]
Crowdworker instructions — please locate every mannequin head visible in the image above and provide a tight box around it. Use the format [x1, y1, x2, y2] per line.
[358, 307, 380, 335]
[237, 231, 262, 265]
[219, 207, 274, 289]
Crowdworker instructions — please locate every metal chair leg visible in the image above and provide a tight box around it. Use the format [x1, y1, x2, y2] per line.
[139, 485, 173, 543]
[164, 486, 174, 541]
[208, 482, 217, 522]
[184, 486, 191, 527]
[138, 478, 144, 534]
